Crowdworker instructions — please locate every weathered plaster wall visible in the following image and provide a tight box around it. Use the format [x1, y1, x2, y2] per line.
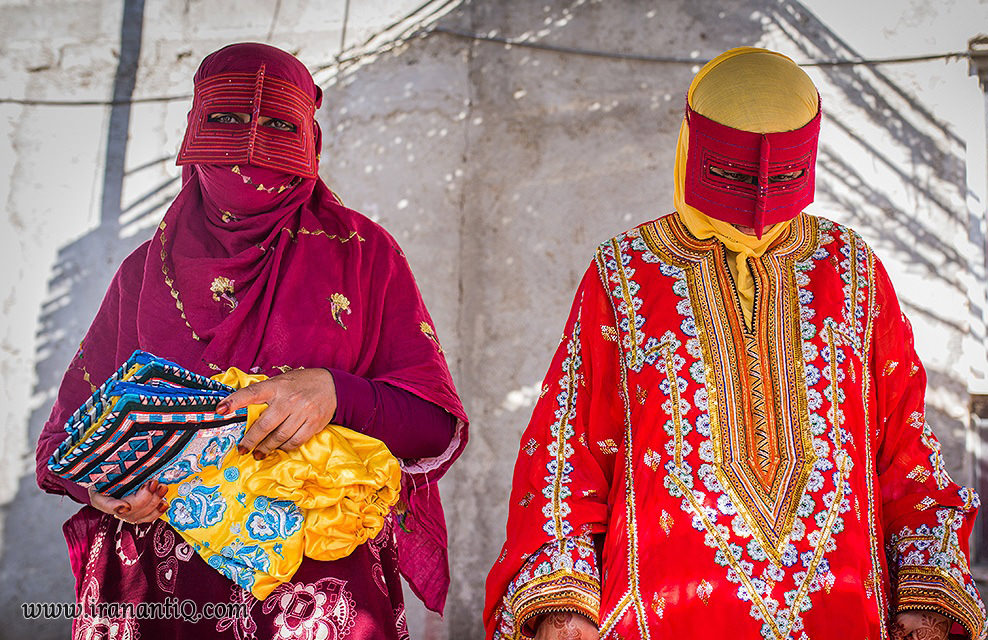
[1, 1, 985, 638]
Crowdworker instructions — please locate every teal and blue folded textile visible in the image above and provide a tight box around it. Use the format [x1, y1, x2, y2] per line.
[48, 350, 248, 499]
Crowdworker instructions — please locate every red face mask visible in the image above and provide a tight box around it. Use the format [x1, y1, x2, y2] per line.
[177, 63, 319, 178]
[196, 164, 301, 217]
[683, 100, 821, 237]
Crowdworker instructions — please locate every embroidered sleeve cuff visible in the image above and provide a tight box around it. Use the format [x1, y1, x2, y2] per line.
[496, 534, 602, 639]
[512, 572, 601, 638]
[895, 568, 987, 639]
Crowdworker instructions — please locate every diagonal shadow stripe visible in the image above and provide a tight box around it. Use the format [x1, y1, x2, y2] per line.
[100, 0, 146, 230]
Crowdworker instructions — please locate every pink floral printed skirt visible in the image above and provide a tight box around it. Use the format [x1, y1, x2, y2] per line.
[63, 507, 408, 640]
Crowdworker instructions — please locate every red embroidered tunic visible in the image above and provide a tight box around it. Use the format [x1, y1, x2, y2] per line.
[484, 213, 986, 639]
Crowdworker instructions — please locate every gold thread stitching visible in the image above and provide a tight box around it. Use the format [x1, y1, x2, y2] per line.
[157, 221, 201, 341]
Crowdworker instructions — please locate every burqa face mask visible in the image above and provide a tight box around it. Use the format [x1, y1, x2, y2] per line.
[683, 101, 821, 237]
[196, 164, 301, 217]
[177, 63, 319, 179]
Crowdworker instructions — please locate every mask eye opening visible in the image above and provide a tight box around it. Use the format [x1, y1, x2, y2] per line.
[767, 168, 806, 184]
[207, 111, 251, 125]
[709, 164, 757, 185]
[259, 117, 298, 133]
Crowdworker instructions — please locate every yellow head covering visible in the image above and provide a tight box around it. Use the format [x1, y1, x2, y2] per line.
[673, 47, 819, 326]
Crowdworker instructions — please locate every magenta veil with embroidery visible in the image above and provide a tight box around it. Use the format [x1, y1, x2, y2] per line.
[36, 43, 467, 638]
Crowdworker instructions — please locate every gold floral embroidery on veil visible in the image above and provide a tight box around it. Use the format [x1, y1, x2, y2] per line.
[210, 277, 237, 311]
[329, 293, 351, 329]
[420, 322, 443, 353]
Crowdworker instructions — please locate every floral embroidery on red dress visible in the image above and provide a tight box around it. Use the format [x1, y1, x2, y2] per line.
[214, 585, 259, 640]
[497, 533, 602, 637]
[368, 517, 394, 597]
[152, 522, 195, 593]
[486, 212, 986, 640]
[394, 604, 410, 640]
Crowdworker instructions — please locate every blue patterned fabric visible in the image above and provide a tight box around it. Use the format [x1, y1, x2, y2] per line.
[47, 350, 401, 599]
[48, 350, 248, 498]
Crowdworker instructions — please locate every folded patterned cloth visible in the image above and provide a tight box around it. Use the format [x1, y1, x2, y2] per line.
[48, 351, 244, 498]
[48, 350, 401, 598]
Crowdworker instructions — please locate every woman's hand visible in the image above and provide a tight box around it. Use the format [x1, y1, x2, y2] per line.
[88, 479, 168, 524]
[217, 368, 338, 459]
[534, 612, 600, 640]
[890, 611, 950, 640]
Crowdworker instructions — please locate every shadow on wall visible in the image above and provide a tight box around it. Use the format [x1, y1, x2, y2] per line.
[770, 2, 969, 302]
[0, 1, 181, 637]
[782, 0, 982, 564]
[2, 0, 977, 638]
[2, 0, 471, 637]
[771, 1, 971, 454]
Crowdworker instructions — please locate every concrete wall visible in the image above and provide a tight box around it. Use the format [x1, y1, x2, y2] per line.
[1, 0, 986, 638]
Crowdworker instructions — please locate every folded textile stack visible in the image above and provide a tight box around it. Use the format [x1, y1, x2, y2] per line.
[48, 350, 401, 598]
[48, 350, 246, 498]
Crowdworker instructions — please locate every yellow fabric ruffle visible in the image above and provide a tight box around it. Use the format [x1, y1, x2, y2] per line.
[673, 47, 819, 327]
[160, 367, 401, 599]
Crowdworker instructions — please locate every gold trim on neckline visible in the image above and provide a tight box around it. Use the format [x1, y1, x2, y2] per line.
[641, 212, 818, 264]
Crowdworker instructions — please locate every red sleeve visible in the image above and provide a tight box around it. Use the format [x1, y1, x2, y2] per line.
[484, 260, 624, 639]
[872, 257, 986, 638]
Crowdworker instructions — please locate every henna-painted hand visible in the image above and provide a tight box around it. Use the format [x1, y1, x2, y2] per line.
[217, 368, 337, 459]
[890, 611, 950, 640]
[534, 611, 600, 640]
[88, 480, 168, 524]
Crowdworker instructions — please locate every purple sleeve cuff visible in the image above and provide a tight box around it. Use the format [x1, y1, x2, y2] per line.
[328, 368, 456, 459]
[63, 479, 93, 505]
[43, 472, 93, 506]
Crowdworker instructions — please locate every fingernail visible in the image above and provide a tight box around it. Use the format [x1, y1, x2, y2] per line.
[115, 505, 130, 515]
[217, 403, 229, 414]
[237, 446, 248, 455]
[253, 452, 265, 461]
[158, 502, 168, 512]
[149, 479, 159, 491]
[157, 486, 167, 497]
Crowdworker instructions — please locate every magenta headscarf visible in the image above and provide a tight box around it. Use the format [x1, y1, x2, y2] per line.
[36, 43, 467, 613]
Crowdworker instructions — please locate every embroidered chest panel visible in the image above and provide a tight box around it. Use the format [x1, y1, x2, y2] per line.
[594, 214, 879, 638]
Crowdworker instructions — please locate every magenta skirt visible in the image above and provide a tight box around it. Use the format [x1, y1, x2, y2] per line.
[63, 506, 409, 639]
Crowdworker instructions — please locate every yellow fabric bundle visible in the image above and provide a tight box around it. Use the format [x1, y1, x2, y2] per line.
[673, 47, 819, 326]
[160, 367, 401, 599]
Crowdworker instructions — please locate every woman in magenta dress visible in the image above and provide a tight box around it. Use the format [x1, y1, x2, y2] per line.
[35, 42, 467, 639]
